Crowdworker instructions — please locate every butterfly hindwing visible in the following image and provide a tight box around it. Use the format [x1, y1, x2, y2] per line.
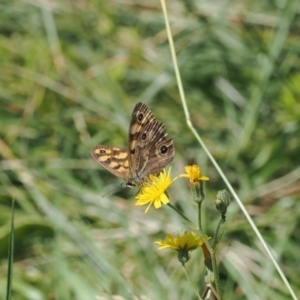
[140, 120, 174, 176]
[128, 102, 154, 172]
[128, 102, 175, 184]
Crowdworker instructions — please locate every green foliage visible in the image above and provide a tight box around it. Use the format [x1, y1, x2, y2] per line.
[0, 0, 299, 299]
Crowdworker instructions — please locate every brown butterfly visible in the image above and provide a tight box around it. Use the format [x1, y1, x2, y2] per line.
[91, 102, 175, 187]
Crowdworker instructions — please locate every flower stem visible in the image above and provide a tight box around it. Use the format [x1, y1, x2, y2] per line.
[210, 248, 222, 300]
[167, 203, 195, 227]
[198, 201, 202, 231]
[212, 216, 223, 249]
[200, 230, 223, 299]
[181, 263, 202, 300]
[209, 215, 224, 299]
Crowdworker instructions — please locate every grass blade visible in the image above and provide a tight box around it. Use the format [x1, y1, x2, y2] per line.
[6, 199, 15, 300]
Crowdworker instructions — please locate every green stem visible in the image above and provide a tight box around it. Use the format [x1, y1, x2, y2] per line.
[198, 201, 202, 231]
[210, 248, 222, 300]
[200, 229, 223, 299]
[167, 203, 195, 228]
[212, 216, 223, 249]
[181, 263, 202, 300]
[205, 215, 224, 299]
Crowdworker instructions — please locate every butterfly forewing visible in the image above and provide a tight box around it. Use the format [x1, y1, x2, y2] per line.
[91, 102, 175, 186]
[91, 146, 130, 181]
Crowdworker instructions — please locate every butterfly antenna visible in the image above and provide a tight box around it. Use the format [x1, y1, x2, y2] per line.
[101, 185, 120, 198]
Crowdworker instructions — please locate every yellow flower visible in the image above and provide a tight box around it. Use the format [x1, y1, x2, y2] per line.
[135, 168, 177, 213]
[180, 165, 209, 183]
[155, 231, 208, 264]
[155, 231, 205, 251]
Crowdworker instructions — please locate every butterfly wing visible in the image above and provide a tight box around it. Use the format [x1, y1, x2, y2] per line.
[128, 102, 175, 185]
[91, 145, 130, 181]
[139, 119, 175, 175]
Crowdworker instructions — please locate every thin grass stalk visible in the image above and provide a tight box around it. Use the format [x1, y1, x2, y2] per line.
[6, 199, 15, 300]
[159, 0, 298, 299]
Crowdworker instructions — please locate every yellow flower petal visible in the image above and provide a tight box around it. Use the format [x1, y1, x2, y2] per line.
[160, 193, 169, 205]
[155, 231, 211, 264]
[135, 168, 177, 213]
[155, 231, 207, 251]
[180, 165, 209, 183]
[154, 200, 161, 209]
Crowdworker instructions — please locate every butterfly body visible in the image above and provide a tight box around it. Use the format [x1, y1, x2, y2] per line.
[91, 102, 175, 187]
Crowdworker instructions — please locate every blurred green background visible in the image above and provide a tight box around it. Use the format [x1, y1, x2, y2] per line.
[0, 0, 299, 299]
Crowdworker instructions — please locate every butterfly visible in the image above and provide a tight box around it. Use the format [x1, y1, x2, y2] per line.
[91, 102, 175, 187]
